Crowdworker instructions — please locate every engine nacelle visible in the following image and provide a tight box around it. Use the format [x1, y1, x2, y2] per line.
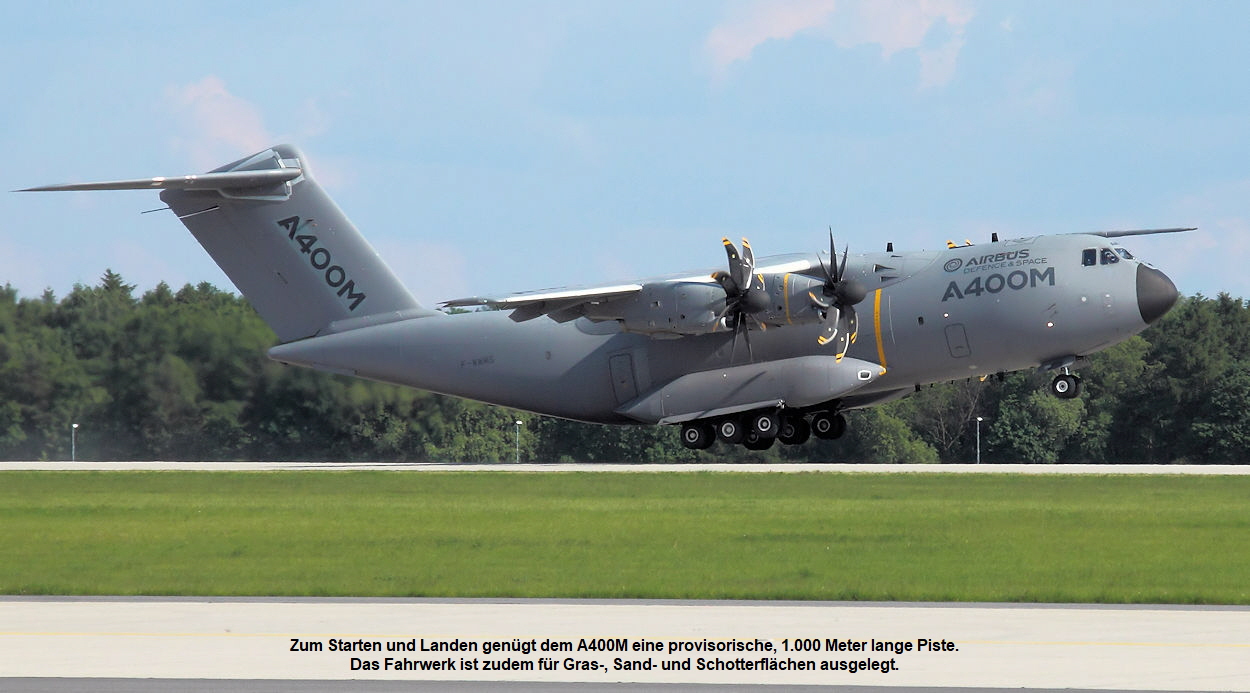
[753, 272, 827, 327]
[584, 281, 727, 336]
[584, 273, 831, 336]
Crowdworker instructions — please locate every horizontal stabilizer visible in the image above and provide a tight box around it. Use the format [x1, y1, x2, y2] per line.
[20, 145, 431, 342]
[18, 168, 302, 193]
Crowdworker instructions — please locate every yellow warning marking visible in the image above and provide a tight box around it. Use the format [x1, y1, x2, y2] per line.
[873, 289, 887, 369]
[783, 273, 792, 323]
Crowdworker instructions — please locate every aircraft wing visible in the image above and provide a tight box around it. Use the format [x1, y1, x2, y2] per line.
[442, 283, 644, 323]
[441, 253, 821, 325]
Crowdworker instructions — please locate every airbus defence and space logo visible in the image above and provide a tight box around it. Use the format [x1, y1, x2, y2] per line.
[941, 247, 1054, 301]
[946, 249, 1034, 272]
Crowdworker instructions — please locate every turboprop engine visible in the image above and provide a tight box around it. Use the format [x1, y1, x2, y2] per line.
[588, 235, 867, 356]
[588, 273, 833, 337]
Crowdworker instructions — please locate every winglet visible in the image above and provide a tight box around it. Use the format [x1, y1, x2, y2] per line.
[1089, 227, 1197, 238]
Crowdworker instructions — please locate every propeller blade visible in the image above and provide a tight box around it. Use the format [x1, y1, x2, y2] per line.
[817, 254, 834, 285]
[722, 237, 744, 295]
[816, 306, 841, 346]
[740, 319, 754, 361]
[838, 244, 849, 285]
[828, 230, 839, 282]
[715, 297, 741, 323]
[738, 238, 755, 292]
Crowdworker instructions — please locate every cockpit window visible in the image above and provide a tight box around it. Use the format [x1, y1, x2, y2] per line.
[1115, 248, 1134, 260]
[1100, 248, 1120, 265]
[1082, 248, 1097, 266]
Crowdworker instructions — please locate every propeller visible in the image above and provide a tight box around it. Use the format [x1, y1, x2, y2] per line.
[712, 237, 769, 361]
[809, 230, 867, 358]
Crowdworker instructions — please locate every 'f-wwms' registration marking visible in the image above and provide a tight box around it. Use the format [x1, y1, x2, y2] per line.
[277, 216, 366, 311]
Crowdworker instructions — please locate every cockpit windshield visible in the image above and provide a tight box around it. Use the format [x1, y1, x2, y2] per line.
[1083, 246, 1134, 266]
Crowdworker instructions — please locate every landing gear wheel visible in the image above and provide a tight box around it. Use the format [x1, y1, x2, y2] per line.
[716, 417, 745, 444]
[743, 431, 776, 451]
[811, 411, 847, 440]
[748, 411, 780, 439]
[680, 422, 716, 450]
[1050, 374, 1082, 400]
[777, 415, 810, 446]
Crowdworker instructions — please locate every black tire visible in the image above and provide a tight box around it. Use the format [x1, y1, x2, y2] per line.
[777, 415, 811, 445]
[749, 411, 780, 439]
[680, 422, 716, 450]
[716, 417, 745, 444]
[812, 411, 847, 440]
[743, 431, 776, 451]
[1051, 374, 1082, 399]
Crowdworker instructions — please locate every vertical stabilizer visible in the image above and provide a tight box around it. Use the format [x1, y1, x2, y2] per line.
[156, 145, 430, 342]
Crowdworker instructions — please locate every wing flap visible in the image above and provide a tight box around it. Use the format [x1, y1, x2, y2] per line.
[443, 283, 642, 322]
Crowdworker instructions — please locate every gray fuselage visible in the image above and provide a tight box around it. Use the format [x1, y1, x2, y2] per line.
[269, 233, 1168, 424]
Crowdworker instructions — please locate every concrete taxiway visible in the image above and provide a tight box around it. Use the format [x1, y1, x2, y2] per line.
[1, 597, 1248, 691]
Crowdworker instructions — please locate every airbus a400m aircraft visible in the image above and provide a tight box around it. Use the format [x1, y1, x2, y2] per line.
[25, 145, 1187, 451]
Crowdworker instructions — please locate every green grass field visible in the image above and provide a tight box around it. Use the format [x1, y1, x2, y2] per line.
[1, 471, 1247, 603]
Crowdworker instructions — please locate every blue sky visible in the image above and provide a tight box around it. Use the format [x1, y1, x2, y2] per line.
[3, 1, 1248, 303]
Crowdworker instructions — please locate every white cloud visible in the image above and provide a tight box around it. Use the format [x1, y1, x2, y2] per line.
[705, 0, 839, 74]
[165, 76, 274, 169]
[705, 0, 974, 87]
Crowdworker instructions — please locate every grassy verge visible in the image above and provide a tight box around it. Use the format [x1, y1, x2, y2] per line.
[1, 471, 1247, 603]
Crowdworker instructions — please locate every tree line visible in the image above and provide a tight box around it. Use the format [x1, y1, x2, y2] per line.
[2, 271, 1246, 463]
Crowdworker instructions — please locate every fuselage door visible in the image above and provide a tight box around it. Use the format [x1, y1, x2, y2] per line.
[608, 352, 639, 405]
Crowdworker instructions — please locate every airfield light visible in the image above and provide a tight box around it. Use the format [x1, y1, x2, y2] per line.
[515, 420, 523, 463]
[71, 423, 79, 462]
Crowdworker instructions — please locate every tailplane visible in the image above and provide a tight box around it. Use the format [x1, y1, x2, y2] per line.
[23, 145, 433, 342]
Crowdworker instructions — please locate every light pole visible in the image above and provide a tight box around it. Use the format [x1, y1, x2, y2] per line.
[71, 423, 79, 462]
[514, 420, 523, 463]
[975, 416, 983, 465]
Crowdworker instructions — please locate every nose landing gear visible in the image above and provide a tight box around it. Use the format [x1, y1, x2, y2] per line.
[1050, 373, 1082, 399]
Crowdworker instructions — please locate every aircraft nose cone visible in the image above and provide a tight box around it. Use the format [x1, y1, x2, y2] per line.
[1137, 264, 1179, 324]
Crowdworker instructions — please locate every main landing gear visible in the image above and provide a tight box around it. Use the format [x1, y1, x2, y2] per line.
[679, 409, 846, 450]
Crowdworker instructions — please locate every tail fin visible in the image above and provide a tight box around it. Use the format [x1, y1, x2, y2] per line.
[25, 145, 432, 342]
